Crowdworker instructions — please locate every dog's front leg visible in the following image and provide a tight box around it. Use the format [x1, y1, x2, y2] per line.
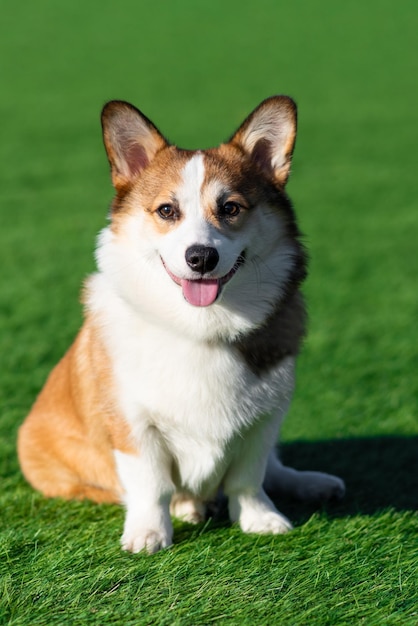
[224, 416, 292, 536]
[114, 431, 174, 554]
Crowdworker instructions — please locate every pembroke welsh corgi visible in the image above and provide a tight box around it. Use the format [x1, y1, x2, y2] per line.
[18, 97, 345, 553]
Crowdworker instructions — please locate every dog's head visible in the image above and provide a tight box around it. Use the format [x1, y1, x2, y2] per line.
[96, 97, 306, 341]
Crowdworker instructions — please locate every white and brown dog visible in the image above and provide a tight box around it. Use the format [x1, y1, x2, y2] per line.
[18, 97, 345, 553]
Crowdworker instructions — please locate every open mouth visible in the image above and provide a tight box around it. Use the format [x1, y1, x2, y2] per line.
[162, 251, 246, 307]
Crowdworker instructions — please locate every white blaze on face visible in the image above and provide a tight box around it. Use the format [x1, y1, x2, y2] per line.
[177, 152, 206, 223]
[178, 154, 220, 306]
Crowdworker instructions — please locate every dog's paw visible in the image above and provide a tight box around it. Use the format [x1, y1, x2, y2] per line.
[240, 510, 292, 535]
[293, 471, 346, 502]
[170, 494, 205, 524]
[121, 527, 173, 554]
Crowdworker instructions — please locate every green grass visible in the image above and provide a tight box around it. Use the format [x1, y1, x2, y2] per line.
[1, 0, 417, 623]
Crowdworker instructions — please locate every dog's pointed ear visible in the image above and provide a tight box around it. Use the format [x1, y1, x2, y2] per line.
[101, 101, 168, 191]
[230, 96, 297, 186]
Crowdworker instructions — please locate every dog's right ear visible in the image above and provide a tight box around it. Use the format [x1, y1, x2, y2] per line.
[101, 101, 168, 191]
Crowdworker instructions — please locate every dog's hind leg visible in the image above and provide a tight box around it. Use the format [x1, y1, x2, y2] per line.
[263, 449, 345, 502]
[18, 413, 122, 504]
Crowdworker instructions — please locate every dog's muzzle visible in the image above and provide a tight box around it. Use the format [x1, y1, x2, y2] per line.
[162, 250, 246, 307]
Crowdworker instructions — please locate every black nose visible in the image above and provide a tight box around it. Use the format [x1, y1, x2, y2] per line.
[185, 245, 219, 274]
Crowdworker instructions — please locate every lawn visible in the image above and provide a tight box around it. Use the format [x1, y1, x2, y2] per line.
[1, 0, 417, 624]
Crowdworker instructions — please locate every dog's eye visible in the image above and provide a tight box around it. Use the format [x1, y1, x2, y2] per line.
[220, 201, 241, 218]
[157, 204, 177, 220]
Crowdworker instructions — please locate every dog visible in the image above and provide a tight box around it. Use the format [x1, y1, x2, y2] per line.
[18, 96, 345, 553]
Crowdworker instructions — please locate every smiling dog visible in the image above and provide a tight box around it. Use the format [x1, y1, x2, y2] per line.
[18, 97, 345, 553]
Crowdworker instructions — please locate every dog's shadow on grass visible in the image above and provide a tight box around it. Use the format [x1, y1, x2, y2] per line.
[274, 435, 418, 522]
[191, 435, 418, 539]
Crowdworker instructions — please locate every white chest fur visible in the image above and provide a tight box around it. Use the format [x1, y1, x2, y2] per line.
[88, 274, 294, 496]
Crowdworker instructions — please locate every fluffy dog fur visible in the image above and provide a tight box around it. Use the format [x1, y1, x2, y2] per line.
[18, 97, 345, 553]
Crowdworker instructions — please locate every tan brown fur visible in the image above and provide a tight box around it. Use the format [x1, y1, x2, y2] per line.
[17, 317, 135, 503]
[111, 146, 194, 234]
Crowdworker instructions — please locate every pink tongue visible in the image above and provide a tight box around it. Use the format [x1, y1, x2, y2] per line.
[181, 279, 220, 307]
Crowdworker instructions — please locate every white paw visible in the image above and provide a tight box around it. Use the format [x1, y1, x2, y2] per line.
[170, 495, 205, 524]
[293, 471, 346, 502]
[240, 511, 292, 535]
[121, 527, 173, 554]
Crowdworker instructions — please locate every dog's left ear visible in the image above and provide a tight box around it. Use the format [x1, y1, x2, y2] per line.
[230, 96, 297, 186]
